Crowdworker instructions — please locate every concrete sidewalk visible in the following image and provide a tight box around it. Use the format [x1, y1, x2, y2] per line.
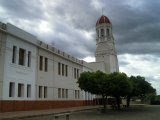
[0, 105, 101, 120]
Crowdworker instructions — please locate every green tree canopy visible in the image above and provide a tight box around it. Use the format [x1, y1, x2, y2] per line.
[78, 71, 112, 111]
[78, 71, 156, 110]
[127, 76, 156, 107]
[109, 72, 132, 109]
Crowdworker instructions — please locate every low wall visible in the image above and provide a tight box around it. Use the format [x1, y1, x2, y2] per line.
[0, 100, 96, 113]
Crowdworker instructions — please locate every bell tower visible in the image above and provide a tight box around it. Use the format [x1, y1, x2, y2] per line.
[95, 15, 119, 73]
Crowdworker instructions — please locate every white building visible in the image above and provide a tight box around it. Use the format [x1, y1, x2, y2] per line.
[0, 15, 118, 112]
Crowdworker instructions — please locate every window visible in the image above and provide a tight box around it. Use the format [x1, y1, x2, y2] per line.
[78, 90, 80, 99]
[107, 28, 110, 36]
[9, 82, 15, 97]
[27, 51, 31, 67]
[12, 46, 17, 63]
[75, 90, 77, 99]
[77, 69, 79, 79]
[27, 84, 31, 98]
[58, 62, 61, 75]
[58, 88, 61, 98]
[39, 86, 43, 98]
[45, 57, 48, 72]
[19, 48, 25, 66]
[62, 88, 65, 98]
[39, 56, 43, 71]
[65, 65, 68, 77]
[101, 29, 104, 37]
[75, 90, 80, 99]
[74, 68, 76, 79]
[44, 86, 47, 98]
[62, 64, 64, 76]
[66, 89, 68, 98]
[18, 83, 24, 97]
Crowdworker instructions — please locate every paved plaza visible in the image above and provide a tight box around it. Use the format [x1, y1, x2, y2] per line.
[1, 105, 160, 120]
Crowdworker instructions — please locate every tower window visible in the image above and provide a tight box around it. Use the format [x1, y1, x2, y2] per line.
[107, 28, 110, 36]
[101, 29, 104, 37]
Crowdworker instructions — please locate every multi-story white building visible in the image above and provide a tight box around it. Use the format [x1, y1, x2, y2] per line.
[0, 15, 118, 112]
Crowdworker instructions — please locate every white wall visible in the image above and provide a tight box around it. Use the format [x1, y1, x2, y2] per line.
[2, 34, 37, 100]
[1, 22, 96, 101]
[0, 31, 6, 100]
[36, 47, 84, 100]
[88, 61, 105, 72]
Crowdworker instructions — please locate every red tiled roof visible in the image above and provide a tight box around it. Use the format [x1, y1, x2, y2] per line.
[96, 15, 111, 26]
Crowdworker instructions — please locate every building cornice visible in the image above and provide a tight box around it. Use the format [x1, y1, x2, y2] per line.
[0, 23, 84, 66]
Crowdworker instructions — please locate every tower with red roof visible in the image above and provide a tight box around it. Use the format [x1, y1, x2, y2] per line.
[95, 15, 119, 73]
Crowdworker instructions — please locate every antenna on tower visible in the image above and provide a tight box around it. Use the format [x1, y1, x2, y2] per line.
[102, 8, 104, 15]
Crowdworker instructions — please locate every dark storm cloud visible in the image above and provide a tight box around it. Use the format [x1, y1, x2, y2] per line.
[1, 0, 160, 57]
[48, 0, 100, 30]
[48, 0, 160, 56]
[0, 0, 160, 94]
[102, 0, 160, 54]
[117, 42, 160, 55]
[0, 0, 44, 20]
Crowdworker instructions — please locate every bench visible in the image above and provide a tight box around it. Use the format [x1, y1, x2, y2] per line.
[54, 112, 71, 120]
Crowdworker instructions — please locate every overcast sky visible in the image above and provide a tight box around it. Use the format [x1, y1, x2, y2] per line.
[0, 0, 160, 94]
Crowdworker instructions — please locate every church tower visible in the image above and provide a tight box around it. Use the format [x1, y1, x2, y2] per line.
[95, 15, 119, 73]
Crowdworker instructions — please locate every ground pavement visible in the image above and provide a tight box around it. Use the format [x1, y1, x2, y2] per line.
[0, 105, 101, 120]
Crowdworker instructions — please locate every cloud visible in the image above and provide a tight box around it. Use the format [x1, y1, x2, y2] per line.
[0, 0, 45, 20]
[1, 0, 160, 56]
[118, 54, 160, 94]
[0, 0, 160, 94]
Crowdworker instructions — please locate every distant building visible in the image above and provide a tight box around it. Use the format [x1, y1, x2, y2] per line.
[0, 15, 118, 112]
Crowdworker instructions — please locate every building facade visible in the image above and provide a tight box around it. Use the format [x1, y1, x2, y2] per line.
[0, 15, 118, 112]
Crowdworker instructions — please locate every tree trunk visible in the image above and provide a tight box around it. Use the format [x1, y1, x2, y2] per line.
[126, 96, 131, 107]
[102, 95, 107, 112]
[116, 96, 121, 110]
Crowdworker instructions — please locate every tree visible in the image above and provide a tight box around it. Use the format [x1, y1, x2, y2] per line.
[127, 76, 156, 107]
[126, 76, 140, 107]
[109, 72, 132, 110]
[78, 71, 111, 111]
